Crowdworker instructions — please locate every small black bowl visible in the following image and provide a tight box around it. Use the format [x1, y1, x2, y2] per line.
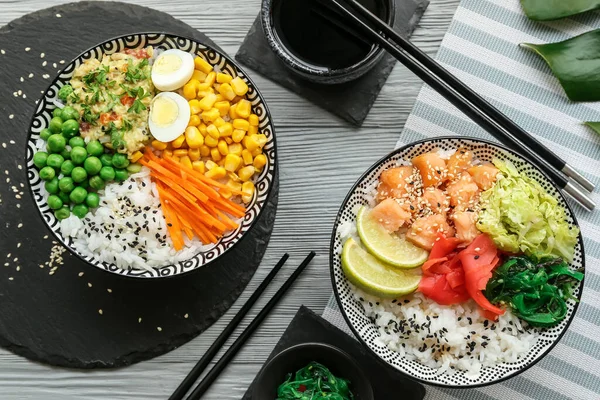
[261, 0, 395, 84]
[253, 342, 374, 399]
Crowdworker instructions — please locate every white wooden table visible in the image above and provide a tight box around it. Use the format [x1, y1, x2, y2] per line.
[0, 0, 459, 398]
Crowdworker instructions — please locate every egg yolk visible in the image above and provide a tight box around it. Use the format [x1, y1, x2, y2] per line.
[154, 54, 182, 75]
[151, 96, 179, 127]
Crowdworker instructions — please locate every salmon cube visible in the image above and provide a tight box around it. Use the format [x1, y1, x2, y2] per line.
[446, 148, 473, 181]
[371, 199, 411, 232]
[467, 164, 499, 191]
[377, 166, 415, 200]
[406, 214, 455, 250]
[446, 173, 480, 211]
[412, 152, 447, 187]
[421, 188, 449, 214]
[452, 211, 480, 244]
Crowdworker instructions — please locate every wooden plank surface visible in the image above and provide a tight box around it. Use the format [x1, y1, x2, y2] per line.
[0, 0, 459, 398]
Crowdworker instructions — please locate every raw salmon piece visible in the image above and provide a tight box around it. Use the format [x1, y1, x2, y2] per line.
[446, 148, 473, 181]
[421, 188, 449, 214]
[412, 152, 447, 188]
[407, 214, 455, 250]
[379, 166, 415, 197]
[446, 173, 480, 211]
[452, 211, 480, 244]
[467, 164, 499, 191]
[371, 198, 411, 232]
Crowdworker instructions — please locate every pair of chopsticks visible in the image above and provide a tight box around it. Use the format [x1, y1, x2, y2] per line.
[169, 252, 316, 400]
[316, 0, 596, 211]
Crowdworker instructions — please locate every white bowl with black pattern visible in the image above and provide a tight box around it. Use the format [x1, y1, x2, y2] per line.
[329, 137, 585, 387]
[25, 33, 277, 279]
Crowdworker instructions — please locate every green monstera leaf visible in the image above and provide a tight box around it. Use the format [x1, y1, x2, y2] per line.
[522, 29, 600, 102]
[521, 0, 600, 21]
[584, 122, 600, 135]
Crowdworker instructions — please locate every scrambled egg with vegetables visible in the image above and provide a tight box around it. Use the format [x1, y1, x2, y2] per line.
[63, 47, 155, 156]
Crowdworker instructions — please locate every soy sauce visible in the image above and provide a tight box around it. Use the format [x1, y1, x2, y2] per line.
[272, 0, 387, 70]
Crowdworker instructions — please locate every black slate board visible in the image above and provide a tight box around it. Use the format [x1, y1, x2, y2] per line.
[0, 1, 278, 369]
[235, 0, 429, 126]
[242, 306, 426, 399]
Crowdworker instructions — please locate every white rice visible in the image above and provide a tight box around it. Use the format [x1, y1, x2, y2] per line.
[61, 167, 213, 271]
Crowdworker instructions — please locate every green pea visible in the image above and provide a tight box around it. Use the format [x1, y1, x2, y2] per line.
[61, 106, 79, 121]
[69, 137, 85, 148]
[54, 207, 70, 220]
[78, 180, 89, 189]
[126, 163, 142, 173]
[85, 192, 100, 208]
[46, 154, 64, 169]
[99, 166, 115, 181]
[89, 176, 105, 190]
[39, 166, 55, 181]
[100, 153, 113, 167]
[71, 167, 88, 183]
[44, 177, 59, 194]
[52, 108, 64, 119]
[40, 128, 52, 141]
[49, 117, 63, 134]
[58, 191, 70, 204]
[60, 160, 75, 176]
[70, 146, 87, 165]
[69, 186, 87, 204]
[114, 169, 129, 182]
[60, 148, 71, 160]
[58, 177, 75, 193]
[72, 204, 89, 218]
[86, 140, 104, 157]
[47, 194, 63, 210]
[47, 134, 66, 153]
[61, 119, 79, 139]
[84, 156, 102, 175]
[112, 153, 130, 169]
[33, 152, 48, 169]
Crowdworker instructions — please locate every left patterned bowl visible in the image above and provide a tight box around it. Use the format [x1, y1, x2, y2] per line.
[25, 33, 277, 278]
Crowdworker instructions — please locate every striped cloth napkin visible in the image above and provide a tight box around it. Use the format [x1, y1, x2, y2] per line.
[323, 1, 600, 399]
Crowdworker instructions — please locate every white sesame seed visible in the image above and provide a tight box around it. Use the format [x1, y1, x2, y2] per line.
[6, 254, 10, 259]
[3, 263, 8, 267]
[184, 314, 189, 319]
[43, 74, 50, 79]
[42, 61, 47, 67]
[107, 288, 112, 293]
[53, 63, 57, 68]
[59, 60, 65, 64]
[9, 140, 15, 145]
[28, 73, 33, 78]
[0, 50, 4, 54]
[98, 309, 103, 315]
[25, 47, 30, 52]
[19, 77, 24, 82]
[16, 243, 21, 248]
[17, 90, 22, 95]
[12, 92, 17, 97]
[43, 235, 48, 239]
[22, 94, 26, 99]
[17, 165, 22, 170]
[56, 13, 61, 18]
[78, 272, 84, 277]
[8, 115, 14, 119]
[8, 277, 13, 281]
[88, 282, 92, 287]
[138, 318, 142, 323]
[17, 223, 22, 228]
[157, 327, 162, 332]
[40, 53, 45, 58]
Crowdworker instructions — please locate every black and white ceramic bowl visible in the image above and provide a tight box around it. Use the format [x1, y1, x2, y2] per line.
[25, 33, 277, 279]
[329, 137, 585, 387]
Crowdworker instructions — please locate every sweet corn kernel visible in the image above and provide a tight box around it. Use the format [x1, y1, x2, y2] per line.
[194, 57, 213, 74]
[196, 89, 214, 99]
[219, 188, 233, 199]
[236, 99, 251, 118]
[182, 82, 197, 100]
[200, 145, 211, 157]
[218, 140, 229, 156]
[201, 108, 220, 123]
[242, 181, 255, 203]
[218, 82, 236, 101]
[229, 103, 238, 119]
[198, 93, 217, 111]
[206, 124, 220, 139]
[174, 149, 189, 157]
[218, 122, 233, 137]
[129, 151, 143, 163]
[248, 125, 258, 135]
[256, 134, 268, 147]
[217, 73, 233, 83]
[227, 171, 241, 182]
[215, 94, 225, 102]
[163, 149, 173, 158]
[253, 154, 267, 170]
[249, 114, 259, 126]
[241, 149, 253, 165]
[251, 148, 262, 157]
[227, 179, 242, 192]
[192, 70, 207, 82]
[205, 135, 219, 147]
[179, 156, 193, 170]
[151, 140, 167, 150]
[188, 114, 201, 127]
[192, 160, 205, 174]
[238, 166, 255, 181]
[214, 117, 226, 128]
[225, 137, 233, 144]
[206, 166, 226, 180]
[232, 129, 245, 143]
[230, 77, 249, 96]
[198, 123, 207, 135]
[204, 71, 216, 86]
[171, 134, 186, 149]
[224, 154, 242, 172]
[232, 118, 249, 131]
[210, 148, 222, 162]
[188, 99, 202, 115]
[229, 143, 243, 156]
[188, 148, 201, 161]
[197, 82, 211, 91]
[185, 126, 204, 149]
[215, 101, 230, 116]
[217, 159, 226, 167]
[243, 135, 260, 152]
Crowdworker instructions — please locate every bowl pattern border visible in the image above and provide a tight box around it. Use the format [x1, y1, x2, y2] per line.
[25, 33, 277, 278]
[329, 136, 585, 387]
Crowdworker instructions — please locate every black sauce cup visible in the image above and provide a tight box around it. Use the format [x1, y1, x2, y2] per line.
[253, 342, 374, 399]
[261, 0, 395, 84]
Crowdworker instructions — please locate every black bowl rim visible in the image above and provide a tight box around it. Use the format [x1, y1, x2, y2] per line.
[260, 0, 395, 79]
[254, 342, 374, 399]
[328, 135, 586, 389]
[24, 31, 278, 280]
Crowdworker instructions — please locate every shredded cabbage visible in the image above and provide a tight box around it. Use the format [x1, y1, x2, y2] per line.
[476, 159, 579, 262]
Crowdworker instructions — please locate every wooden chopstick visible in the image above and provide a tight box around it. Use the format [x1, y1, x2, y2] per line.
[168, 253, 290, 400]
[184, 252, 316, 400]
[319, 0, 595, 211]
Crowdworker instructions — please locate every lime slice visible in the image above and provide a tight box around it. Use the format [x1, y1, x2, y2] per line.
[341, 238, 421, 298]
[356, 206, 429, 268]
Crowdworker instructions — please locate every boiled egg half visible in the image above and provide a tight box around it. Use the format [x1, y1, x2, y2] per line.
[151, 49, 195, 91]
[148, 92, 190, 143]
